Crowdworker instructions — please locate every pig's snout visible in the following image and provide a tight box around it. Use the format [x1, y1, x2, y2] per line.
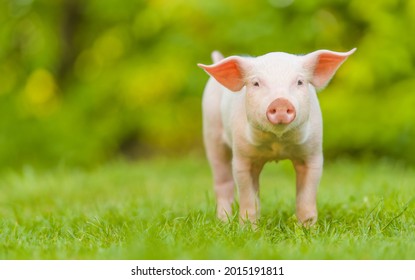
[266, 98, 296, 125]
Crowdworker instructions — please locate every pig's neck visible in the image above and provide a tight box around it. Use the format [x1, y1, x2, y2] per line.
[246, 121, 310, 147]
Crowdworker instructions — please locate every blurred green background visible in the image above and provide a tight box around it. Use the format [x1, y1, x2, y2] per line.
[0, 0, 414, 169]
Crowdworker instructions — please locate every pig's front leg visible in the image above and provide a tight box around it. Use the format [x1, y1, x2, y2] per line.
[232, 155, 264, 224]
[293, 156, 323, 226]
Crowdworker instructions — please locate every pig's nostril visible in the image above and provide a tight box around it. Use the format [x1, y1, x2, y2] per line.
[270, 108, 277, 114]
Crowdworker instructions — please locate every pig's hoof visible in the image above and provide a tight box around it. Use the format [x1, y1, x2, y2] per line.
[239, 212, 259, 229]
[298, 215, 317, 227]
[217, 209, 232, 222]
[239, 216, 258, 231]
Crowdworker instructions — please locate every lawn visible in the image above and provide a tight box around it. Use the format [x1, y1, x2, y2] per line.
[0, 156, 414, 259]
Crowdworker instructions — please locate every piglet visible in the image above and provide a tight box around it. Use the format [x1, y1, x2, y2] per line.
[198, 48, 355, 226]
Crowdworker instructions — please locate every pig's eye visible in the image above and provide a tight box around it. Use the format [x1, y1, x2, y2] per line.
[297, 79, 304, 86]
[253, 81, 260, 87]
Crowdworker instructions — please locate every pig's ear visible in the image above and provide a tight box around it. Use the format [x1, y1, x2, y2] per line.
[198, 56, 248, 92]
[303, 48, 356, 90]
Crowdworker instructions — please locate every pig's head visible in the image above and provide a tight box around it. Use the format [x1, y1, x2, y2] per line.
[198, 49, 355, 136]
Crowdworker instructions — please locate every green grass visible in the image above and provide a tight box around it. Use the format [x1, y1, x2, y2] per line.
[0, 156, 415, 259]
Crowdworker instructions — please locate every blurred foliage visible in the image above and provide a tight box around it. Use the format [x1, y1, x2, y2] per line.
[0, 0, 414, 168]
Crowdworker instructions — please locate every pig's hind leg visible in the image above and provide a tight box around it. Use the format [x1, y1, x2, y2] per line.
[206, 140, 234, 221]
